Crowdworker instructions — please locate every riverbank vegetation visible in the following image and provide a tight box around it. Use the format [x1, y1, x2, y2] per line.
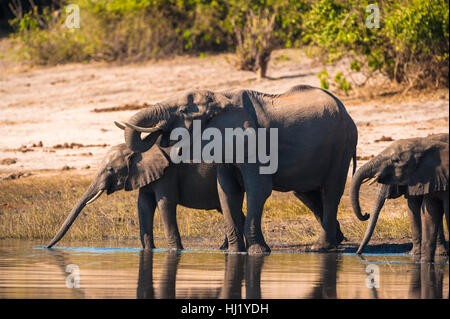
[5, 0, 449, 89]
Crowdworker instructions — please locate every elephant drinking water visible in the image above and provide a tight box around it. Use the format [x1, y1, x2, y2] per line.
[350, 133, 449, 262]
[46, 142, 239, 249]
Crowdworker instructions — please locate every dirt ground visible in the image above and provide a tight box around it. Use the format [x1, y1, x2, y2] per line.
[1, 48, 448, 177]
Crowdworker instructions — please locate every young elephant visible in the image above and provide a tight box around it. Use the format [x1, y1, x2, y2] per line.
[357, 184, 448, 256]
[46, 142, 237, 250]
[350, 133, 449, 262]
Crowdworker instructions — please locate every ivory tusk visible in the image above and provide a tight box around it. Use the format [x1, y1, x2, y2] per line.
[124, 122, 161, 133]
[367, 176, 379, 186]
[114, 121, 126, 130]
[86, 190, 104, 205]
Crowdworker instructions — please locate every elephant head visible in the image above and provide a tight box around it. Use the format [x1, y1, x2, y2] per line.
[115, 90, 239, 154]
[46, 143, 169, 248]
[350, 133, 448, 253]
[350, 134, 449, 251]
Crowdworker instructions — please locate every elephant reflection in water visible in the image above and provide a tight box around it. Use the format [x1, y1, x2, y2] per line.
[45, 249, 85, 298]
[408, 263, 447, 299]
[137, 250, 180, 299]
[219, 254, 265, 299]
[306, 254, 448, 299]
[136, 251, 266, 299]
[308, 253, 340, 299]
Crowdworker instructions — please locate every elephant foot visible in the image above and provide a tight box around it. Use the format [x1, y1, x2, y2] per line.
[409, 245, 421, 256]
[142, 235, 155, 250]
[247, 243, 271, 255]
[435, 244, 448, 256]
[311, 239, 337, 251]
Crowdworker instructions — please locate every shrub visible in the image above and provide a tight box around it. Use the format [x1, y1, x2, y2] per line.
[8, 0, 449, 89]
[302, 0, 449, 88]
[9, 0, 233, 64]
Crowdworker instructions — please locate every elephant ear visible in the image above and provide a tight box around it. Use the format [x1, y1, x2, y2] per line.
[125, 145, 170, 191]
[407, 142, 449, 196]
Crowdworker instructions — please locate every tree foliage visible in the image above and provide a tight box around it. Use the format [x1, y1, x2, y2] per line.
[9, 0, 449, 88]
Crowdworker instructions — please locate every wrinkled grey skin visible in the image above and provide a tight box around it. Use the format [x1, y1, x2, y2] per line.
[121, 85, 358, 253]
[46, 143, 239, 250]
[351, 133, 449, 262]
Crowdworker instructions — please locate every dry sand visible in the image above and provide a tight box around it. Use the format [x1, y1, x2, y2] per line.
[0, 49, 448, 177]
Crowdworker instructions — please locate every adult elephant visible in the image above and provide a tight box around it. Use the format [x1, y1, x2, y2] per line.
[118, 85, 358, 253]
[350, 134, 449, 262]
[46, 141, 239, 250]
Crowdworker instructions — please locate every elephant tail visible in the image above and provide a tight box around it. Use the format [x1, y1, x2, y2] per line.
[352, 152, 357, 176]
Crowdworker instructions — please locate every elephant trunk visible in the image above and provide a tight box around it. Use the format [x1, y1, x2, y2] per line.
[124, 106, 168, 153]
[46, 183, 103, 248]
[350, 160, 377, 221]
[357, 184, 391, 254]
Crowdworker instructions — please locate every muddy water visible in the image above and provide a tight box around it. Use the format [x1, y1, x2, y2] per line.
[0, 240, 448, 299]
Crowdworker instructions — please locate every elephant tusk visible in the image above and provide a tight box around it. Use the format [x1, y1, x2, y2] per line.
[367, 176, 379, 186]
[124, 122, 161, 133]
[114, 121, 126, 130]
[86, 190, 104, 205]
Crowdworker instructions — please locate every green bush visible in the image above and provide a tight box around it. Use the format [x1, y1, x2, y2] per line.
[9, 0, 233, 64]
[302, 0, 449, 88]
[8, 0, 449, 88]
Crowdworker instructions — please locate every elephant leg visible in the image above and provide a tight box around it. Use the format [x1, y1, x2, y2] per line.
[314, 195, 339, 250]
[407, 197, 423, 256]
[420, 195, 443, 262]
[240, 164, 272, 254]
[314, 155, 349, 250]
[138, 189, 157, 250]
[217, 165, 246, 252]
[435, 220, 448, 256]
[219, 211, 246, 250]
[294, 191, 345, 244]
[155, 194, 183, 250]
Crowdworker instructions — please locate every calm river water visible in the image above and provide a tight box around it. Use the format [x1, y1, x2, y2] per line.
[0, 240, 448, 299]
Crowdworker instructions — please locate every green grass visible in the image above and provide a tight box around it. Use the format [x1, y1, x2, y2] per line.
[0, 172, 416, 247]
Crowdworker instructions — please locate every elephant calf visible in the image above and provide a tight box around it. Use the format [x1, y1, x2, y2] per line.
[46, 142, 239, 250]
[350, 133, 449, 262]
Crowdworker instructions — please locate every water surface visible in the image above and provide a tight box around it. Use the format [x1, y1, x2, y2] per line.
[0, 240, 448, 299]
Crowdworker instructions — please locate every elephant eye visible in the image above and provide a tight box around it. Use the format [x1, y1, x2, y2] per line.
[106, 166, 114, 172]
